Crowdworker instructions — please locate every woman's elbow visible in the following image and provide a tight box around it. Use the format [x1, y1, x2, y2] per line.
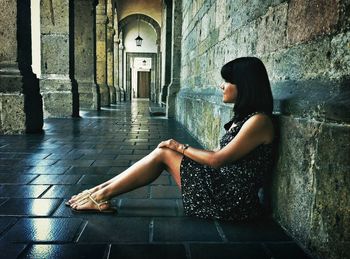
[209, 157, 223, 169]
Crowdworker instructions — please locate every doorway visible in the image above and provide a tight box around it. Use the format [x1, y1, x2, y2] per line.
[137, 71, 150, 98]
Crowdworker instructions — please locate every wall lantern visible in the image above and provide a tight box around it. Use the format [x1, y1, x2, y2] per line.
[135, 16, 143, 47]
[142, 60, 147, 66]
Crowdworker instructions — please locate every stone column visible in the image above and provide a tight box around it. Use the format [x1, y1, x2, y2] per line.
[0, 0, 43, 134]
[166, 0, 182, 117]
[96, 0, 110, 106]
[75, 0, 99, 109]
[118, 36, 125, 101]
[161, 0, 172, 105]
[114, 37, 121, 102]
[40, 0, 73, 117]
[106, 0, 116, 104]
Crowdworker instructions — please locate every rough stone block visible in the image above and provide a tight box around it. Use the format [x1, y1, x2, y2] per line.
[263, 37, 332, 82]
[40, 0, 69, 34]
[229, 0, 286, 31]
[0, 0, 17, 63]
[330, 31, 350, 79]
[287, 0, 340, 44]
[0, 94, 25, 134]
[42, 91, 73, 118]
[272, 116, 350, 259]
[257, 3, 288, 54]
[41, 34, 70, 75]
[78, 82, 96, 109]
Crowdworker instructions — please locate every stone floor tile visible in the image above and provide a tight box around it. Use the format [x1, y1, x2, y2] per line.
[189, 243, 269, 259]
[133, 150, 152, 155]
[42, 185, 93, 199]
[109, 244, 187, 259]
[80, 154, 117, 160]
[91, 160, 130, 167]
[118, 199, 177, 217]
[0, 217, 17, 234]
[116, 154, 146, 161]
[0, 242, 27, 259]
[78, 217, 150, 242]
[100, 149, 132, 155]
[65, 166, 112, 175]
[118, 186, 149, 199]
[0, 174, 37, 184]
[218, 219, 292, 242]
[0, 185, 50, 198]
[2, 218, 83, 242]
[153, 217, 221, 242]
[151, 175, 171, 185]
[77, 175, 113, 185]
[54, 159, 94, 167]
[150, 186, 182, 199]
[265, 242, 312, 259]
[30, 175, 81, 185]
[19, 159, 58, 167]
[0, 199, 61, 216]
[22, 166, 70, 175]
[106, 166, 128, 175]
[45, 153, 84, 160]
[19, 244, 107, 259]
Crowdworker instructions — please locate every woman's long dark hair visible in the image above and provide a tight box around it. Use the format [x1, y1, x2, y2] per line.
[221, 57, 273, 122]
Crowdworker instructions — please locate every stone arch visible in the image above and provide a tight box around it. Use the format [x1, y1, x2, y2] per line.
[118, 14, 160, 44]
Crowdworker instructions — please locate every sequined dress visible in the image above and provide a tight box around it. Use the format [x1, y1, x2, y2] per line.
[180, 112, 273, 221]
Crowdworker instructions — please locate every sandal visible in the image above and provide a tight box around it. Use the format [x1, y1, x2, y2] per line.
[65, 189, 91, 206]
[70, 194, 117, 214]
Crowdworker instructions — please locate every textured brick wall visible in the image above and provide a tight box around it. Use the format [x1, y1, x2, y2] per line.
[176, 1, 350, 258]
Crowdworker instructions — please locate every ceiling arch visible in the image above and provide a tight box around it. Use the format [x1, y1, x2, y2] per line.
[118, 14, 161, 43]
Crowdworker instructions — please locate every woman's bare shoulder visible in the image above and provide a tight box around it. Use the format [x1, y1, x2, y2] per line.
[243, 113, 274, 144]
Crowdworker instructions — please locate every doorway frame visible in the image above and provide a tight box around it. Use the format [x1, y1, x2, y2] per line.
[126, 52, 158, 102]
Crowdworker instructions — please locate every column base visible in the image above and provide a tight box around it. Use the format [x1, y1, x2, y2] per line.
[109, 85, 116, 104]
[40, 78, 73, 118]
[0, 93, 26, 134]
[78, 81, 99, 109]
[99, 83, 110, 106]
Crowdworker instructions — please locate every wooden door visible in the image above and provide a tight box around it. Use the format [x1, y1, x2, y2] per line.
[137, 71, 150, 98]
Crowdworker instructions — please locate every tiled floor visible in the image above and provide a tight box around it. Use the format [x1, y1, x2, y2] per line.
[0, 100, 312, 259]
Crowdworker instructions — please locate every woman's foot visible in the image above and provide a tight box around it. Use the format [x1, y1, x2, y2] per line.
[70, 193, 116, 213]
[66, 185, 104, 206]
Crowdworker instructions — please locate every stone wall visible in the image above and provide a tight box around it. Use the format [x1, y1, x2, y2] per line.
[176, 0, 350, 258]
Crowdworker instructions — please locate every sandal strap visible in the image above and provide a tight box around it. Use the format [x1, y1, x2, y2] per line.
[88, 195, 109, 211]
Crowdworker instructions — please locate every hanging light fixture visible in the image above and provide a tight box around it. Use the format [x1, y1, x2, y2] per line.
[135, 16, 143, 47]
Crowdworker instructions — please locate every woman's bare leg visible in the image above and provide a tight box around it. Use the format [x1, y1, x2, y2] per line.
[70, 147, 183, 211]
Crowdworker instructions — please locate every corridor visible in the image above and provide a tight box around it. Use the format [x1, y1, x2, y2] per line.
[0, 100, 311, 259]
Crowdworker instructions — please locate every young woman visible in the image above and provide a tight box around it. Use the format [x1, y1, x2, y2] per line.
[68, 57, 274, 221]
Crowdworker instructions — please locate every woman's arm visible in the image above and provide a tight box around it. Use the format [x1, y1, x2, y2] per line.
[158, 113, 274, 169]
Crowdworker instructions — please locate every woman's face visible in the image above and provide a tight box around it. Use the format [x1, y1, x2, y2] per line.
[219, 81, 238, 103]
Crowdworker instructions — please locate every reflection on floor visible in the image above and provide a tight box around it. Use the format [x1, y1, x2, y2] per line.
[0, 100, 312, 258]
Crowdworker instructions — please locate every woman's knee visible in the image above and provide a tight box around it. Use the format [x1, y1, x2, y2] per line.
[151, 147, 174, 163]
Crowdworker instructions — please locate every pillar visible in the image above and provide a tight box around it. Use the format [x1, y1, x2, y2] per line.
[160, 0, 172, 105]
[118, 34, 125, 101]
[75, 0, 99, 109]
[0, 0, 43, 134]
[96, 0, 110, 106]
[40, 0, 74, 117]
[166, 0, 182, 117]
[114, 36, 121, 102]
[107, 0, 116, 104]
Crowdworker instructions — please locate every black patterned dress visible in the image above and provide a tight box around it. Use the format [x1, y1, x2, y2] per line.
[180, 112, 273, 221]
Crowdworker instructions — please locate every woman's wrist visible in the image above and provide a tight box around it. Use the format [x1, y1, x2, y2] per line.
[181, 144, 190, 154]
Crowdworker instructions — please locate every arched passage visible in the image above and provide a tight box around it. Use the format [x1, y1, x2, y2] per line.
[117, 14, 161, 102]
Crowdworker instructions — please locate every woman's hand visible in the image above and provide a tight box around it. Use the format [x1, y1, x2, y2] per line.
[158, 139, 182, 153]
